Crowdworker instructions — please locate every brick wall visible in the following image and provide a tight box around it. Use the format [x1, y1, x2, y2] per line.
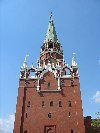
[14, 72, 85, 133]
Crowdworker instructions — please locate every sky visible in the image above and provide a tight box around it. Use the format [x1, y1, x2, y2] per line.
[0, 0, 100, 132]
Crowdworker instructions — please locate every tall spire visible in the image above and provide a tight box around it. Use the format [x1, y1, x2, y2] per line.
[45, 12, 58, 43]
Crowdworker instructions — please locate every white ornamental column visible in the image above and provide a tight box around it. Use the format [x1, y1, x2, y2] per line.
[37, 78, 40, 91]
[58, 77, 60, 90]
[57, 69, 61, 90]
[36, 72, 40, 91]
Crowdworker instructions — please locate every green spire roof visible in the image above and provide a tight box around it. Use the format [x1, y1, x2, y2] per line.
[45, 13, 58, 43]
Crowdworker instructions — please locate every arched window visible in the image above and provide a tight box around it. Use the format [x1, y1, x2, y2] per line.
[59, 101, 62, 107]
[42, 101, 44, 107]
[68, 101, 72, 107]
[48, 112, 51, 118]
[50, 101, 53, 107]
[48, 82, 50, 87]
[30, 71, 35, 78]
[69, 112, 71, 117]
[27, 101, 30, 107]
[48, 43, 53, 48]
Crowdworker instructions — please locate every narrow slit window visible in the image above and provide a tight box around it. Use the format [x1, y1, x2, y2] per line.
[68, 101, 72, 107]
[34, 80, 37, 88]
[25, 80, 28, 87]
[42, 101, 44, 107]
[50, 101, 53, 107]
[48, 82, 50, 87]
[48, 112, 51, 118]
[27, 101, 30, 107]
[59, 101, 62, 107]
[26, 113, 27, 118]
[71, 129, 73, 133]
[69, 112, 71, 117]
[71, 79, 74, 86]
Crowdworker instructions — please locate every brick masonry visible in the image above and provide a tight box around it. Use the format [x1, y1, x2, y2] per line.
[13, 15, 85, 133]
[13, 74, 85, 133]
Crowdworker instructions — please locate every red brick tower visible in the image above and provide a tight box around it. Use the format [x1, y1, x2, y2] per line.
[13, 14, 85, 133]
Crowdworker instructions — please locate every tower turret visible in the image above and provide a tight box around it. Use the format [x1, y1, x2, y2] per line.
[71, 53, 79, 76]
[40, 13, 63, 67]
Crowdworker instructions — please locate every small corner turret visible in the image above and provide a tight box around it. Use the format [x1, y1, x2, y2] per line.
[21, 54, 29, 69]
[20, 55, 29, 79]
[71, 53, 79, 77]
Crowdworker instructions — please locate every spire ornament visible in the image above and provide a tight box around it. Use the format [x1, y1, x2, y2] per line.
[45, 13, 58, 43]
[50, 12, 52, 21]
[71, 53, 79, 77]
[22, 54, 29, 69]
[72, 53, 77, 67]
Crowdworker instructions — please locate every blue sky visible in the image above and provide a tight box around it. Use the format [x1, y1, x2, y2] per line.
[0, 0, 100, 132]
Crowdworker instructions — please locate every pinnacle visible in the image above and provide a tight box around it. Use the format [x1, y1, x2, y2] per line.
[45, 13, 58, 43]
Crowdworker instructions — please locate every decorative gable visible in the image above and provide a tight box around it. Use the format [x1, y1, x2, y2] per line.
[40, 71, 58, 91]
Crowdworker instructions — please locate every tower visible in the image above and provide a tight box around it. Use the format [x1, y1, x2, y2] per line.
[13, 14, 85, 133]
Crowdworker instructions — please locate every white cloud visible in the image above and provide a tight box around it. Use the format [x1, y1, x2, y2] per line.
[93, 91, 100, 103]
[0, 114, 15, 133]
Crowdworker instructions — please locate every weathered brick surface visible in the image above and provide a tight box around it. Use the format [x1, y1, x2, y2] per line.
[13, 17, 85, 133]
[14, 73, 85, 133]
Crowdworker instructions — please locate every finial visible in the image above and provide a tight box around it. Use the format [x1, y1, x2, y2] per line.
[50, 12, 52, 17]
[24, 54, 29, 62]
[22, 54, 29, 69]
[50, 12, 53, 22]
[72, 53, 77, 67]
[73, 53, 76, 57]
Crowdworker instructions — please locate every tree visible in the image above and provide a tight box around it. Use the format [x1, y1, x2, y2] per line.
[91, 109, 100, 128]
[91, 119, 100, 128]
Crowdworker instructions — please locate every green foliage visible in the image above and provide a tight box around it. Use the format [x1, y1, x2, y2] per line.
[91, 119, 100, 128]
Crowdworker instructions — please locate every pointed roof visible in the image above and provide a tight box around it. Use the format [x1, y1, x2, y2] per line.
[45, 13, 58, 43]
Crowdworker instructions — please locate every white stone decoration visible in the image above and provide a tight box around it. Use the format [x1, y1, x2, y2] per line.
[22, 54, 29, 69]
[72, 53, 77, 67]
